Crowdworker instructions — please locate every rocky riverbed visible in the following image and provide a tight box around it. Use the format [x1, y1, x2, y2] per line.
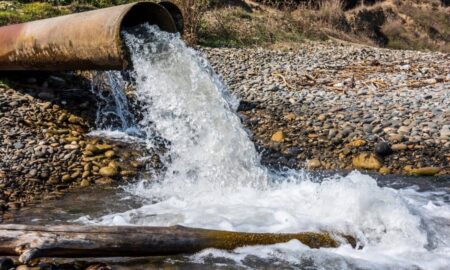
[202, 41, 450, 176]
[0, 41, 449, 218]
[0, 73, 158, 217]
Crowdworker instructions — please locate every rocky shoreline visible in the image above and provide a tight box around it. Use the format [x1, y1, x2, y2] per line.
[202, 41, 450, 176]
[1, 41, 449, 218]
[0, 73, 155, 217]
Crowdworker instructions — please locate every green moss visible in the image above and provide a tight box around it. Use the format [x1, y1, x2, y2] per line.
[0, 1, 70, 25]
[0, 79, 9, 88]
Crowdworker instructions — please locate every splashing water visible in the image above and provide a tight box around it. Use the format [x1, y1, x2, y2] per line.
[89, 71, 140, 135]
[84, 25, 450, 269]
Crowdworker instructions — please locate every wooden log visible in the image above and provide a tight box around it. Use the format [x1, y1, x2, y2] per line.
[0, 224, 357, 263]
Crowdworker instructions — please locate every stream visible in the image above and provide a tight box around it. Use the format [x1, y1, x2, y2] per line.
[13, 25, 450, 269]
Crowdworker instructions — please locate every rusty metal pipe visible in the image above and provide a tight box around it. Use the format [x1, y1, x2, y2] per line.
[0, 2, 182, 71]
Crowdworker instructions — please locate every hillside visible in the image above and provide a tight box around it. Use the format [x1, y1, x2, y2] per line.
[0, 0, 449, 51]
[200, 0, 450, 51]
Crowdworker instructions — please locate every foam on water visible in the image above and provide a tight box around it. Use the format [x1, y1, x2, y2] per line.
[84, 25, 450, 269]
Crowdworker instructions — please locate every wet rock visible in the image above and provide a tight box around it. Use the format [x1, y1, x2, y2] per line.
[347, 139, 366, 148]
[391, 143, 407, 151]
[388, 134, 403, 143]
[120, 170, 135, 176]
[374, 142, 392, 157]
[409, 167, 441, 176]
[403, 165, 413, 173]
[440, 125, 450, 140]
[61, 174, 71, 183]
[287, 147, 302, 156]
[80, 179, 90, 187]
[68, 114, 83, 124]
[13, 142, 24, 149]
[95, 177, 113, 185]
[306, 159, 321, 169]
[237, 100, 257, 111]
[0, 258, 14, 270]
[352, 153, 382, 170]
[99, 166, 118, 177]
[82, 170, 90, 178]
[379, 167, 391, 175]
[104, 150, 115, 158]
[271, 131, 285, 142]
[70, 170, 81, 179]
[85, 263, 112, 270]
[64, 144, 79, 150]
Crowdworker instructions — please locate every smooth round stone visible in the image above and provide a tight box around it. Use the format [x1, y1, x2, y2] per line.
[375, 142, 392, 157]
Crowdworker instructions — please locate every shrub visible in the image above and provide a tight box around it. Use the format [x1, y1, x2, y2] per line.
[174, 0, 210, 44]
[317, 0, 346, 25]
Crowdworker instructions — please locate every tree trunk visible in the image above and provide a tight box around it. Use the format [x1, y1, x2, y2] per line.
[0, 224, 357, 263]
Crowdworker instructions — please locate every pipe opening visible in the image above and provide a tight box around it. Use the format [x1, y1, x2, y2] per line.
[120, 2, 177, 33]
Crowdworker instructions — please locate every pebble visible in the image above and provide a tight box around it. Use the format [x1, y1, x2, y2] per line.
[306, 159, 321, 169]
[271, 131, 285, 142]
[440, 125, 450, 140]
[0, 77, 145, 213]
[391, 143, 407, 151]
[379, 167, 391, 175]
[374, 142, 392, 157]
[352, 153, 382, 170]
[96, 177, 113, 185]
[409, 167, 441, 176]
[99, 166, 118, 177]
[80, 179, 90, 187]
[104, 150, 115, 158]
[203, 44, 450, 174]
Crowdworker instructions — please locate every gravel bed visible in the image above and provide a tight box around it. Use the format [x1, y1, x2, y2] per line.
[0, 74, 151, 217]
[202, 41, 450, 175]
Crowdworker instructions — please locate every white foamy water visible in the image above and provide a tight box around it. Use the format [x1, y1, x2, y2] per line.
[84, 25, 450, 269]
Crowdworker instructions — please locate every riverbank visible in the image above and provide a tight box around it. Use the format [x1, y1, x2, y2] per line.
[0, 73, 155, 216]
[1, 41, 449, 216]
[202, 40, 450, 176]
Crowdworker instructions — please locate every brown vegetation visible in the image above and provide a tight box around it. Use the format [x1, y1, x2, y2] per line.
[0, 0, 448, 51]
[173, 0, 210, 44]
[200, 0, 449, 52]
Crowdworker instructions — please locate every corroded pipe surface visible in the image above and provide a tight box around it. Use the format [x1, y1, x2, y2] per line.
[0, 2, 181, 71]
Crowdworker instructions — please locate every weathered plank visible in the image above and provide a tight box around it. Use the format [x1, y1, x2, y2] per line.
[0, 224, 357, 263]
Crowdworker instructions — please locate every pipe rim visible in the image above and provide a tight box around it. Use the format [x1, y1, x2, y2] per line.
[116, 2, 178, 69]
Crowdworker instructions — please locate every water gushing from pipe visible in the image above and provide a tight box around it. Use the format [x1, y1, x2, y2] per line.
[85, 25, 450, 269]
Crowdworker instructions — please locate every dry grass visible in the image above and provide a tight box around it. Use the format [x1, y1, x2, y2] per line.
[290, 0, 351, 40]
[317, 0, 345, 24]
[1, 0, 449, 52]
[199, 6, 305, 47]
[173, 0, 210, 44]
[380, 0, 450, 52]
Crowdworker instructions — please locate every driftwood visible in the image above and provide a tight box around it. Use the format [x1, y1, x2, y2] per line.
[0, 224, 357, 263]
